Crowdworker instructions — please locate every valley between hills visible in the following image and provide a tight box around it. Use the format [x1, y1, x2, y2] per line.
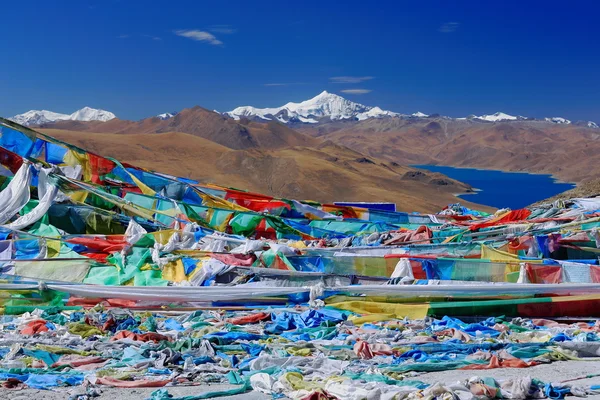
[13, 92, 599, 213]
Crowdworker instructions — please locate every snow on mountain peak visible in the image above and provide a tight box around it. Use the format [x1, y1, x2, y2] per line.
[69, 107, 116, 122]
[284, 91, 370, 120]
[9, 110, 70, 126]
[9, 107, 116, 126]
[476, 112, 518, 122]
[356, 107, 400, 121]
[545, 117, 571, 125]
[226, 91, 397, 123]
[157, 111, 178, 120]
[314, 90, 331, 98]
[8, 100, 598, 130]
[226, 93, 599, 128]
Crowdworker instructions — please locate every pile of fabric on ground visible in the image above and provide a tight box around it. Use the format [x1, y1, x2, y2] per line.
[1, 117, 600, 397]
[4, 307, 600, 399]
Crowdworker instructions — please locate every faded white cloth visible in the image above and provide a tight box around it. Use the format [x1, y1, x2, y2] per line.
[59, 164, 82, 180]
[3, 167, 57, 230]
[391, 258, 414, 280]
[428, 214, 441, 224]
[0, 162, 32, 224]
[574, 198, 600, 212]
[250, 354, 349, 377]
[559, 342, 600, 357]
[516, 263, 530, 283]
[308, 282, 325, 309]
[230, 239, 264, 254]
[125, 218, 147, 245]
[152, 224, 198, 267]
[558, 260, 592, 283]
[325, 379, 430, 400]
[189, 258, 230, 286]
[250, 373, 283, 395]
[196, 233, 229, 252]
[269, 243, 297, 256]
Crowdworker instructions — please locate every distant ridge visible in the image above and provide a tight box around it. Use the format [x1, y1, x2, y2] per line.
[10, 107, 116, 126]
[9, 91, 598, 128]
[225, 91, 598, 128]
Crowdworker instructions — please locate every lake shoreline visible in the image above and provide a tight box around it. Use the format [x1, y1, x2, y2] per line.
[413, 163, 576, 185]
[412, 164, 576, 209]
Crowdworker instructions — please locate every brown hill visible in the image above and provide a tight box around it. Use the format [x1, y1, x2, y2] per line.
[45, 106, 319, 150]
[297, 119, 600, 183]
[41, 128, 491, 213]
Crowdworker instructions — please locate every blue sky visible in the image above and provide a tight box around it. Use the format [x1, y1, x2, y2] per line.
[1, 0, 599, 122]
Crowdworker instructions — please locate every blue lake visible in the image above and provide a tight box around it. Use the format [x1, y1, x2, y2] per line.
[412, 165, 576, 209]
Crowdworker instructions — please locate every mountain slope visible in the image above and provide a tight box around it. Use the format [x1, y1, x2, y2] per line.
[40, 128, 488, 213]
[298, 117, 600, 183]
[45, 106, 319, 150]
[24, 91, 600, 206]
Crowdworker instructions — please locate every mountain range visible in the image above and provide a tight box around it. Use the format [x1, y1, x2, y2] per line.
[7, 91, 600, 211]
[224, 91, 598, 129]
[35, 105, 480, 213]
[10, 107, 116, 126]
[10, 91, 598, 128]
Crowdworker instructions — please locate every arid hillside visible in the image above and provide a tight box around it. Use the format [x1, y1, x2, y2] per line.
[46, 106, 319, 150]
[40, 114, 491, 213]
[297, 118, 600, 183]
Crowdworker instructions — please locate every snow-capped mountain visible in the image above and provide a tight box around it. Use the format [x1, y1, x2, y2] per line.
[156, 112, 178, 120]
[470, 113, 600, 128]
[568, 120, 600, 129]
[542, 118, 600, 128]
[9, 95, 599, 130]
[69, 107, 115, 122]
[545, 117, 571, 125]
[9, 107, 116, 126]
[225, 92, 599, 129]
[470, 113, 599, 128]
[356, 107, 400, 121]
[9, 110, 71, 126]
[473, 112, 520, 122]
[226, 91, 401, 123]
